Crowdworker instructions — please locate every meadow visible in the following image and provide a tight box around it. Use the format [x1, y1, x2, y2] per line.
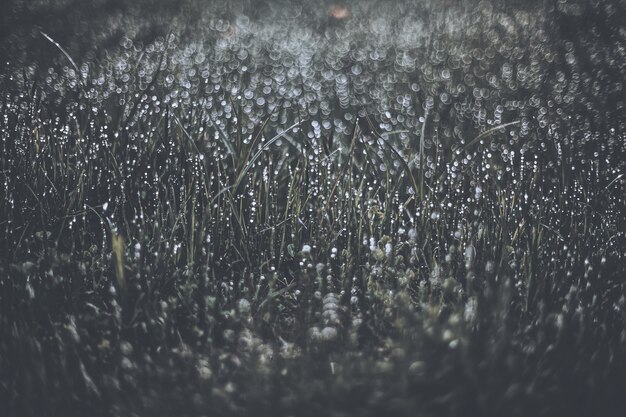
[1, 0, 625, 416]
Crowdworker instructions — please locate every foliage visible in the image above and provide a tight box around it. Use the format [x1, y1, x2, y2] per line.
[1, 1, 625, 416]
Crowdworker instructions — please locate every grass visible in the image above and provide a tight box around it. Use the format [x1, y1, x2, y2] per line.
[1, 1, 626, 416]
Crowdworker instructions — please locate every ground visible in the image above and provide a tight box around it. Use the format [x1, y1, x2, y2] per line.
[1, 1, 625, 416]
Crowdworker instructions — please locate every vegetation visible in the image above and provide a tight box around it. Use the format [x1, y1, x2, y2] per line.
[1, 1, 625, 416]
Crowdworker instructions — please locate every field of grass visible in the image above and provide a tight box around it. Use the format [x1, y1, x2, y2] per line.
[1, 0, 626, 416]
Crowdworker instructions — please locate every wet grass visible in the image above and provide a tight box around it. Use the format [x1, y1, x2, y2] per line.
[1, 1, 626, 416]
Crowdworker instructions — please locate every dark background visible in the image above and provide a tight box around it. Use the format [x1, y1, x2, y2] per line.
[1, 0, 549, 65]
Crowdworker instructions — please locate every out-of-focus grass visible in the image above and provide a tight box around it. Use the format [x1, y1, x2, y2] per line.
[1, 1, 626, 416]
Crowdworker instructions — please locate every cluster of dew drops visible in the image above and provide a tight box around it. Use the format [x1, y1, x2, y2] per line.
[1, 0, 624, 325]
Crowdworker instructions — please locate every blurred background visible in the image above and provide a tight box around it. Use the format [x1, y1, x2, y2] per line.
[1, 0, 548, 65]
